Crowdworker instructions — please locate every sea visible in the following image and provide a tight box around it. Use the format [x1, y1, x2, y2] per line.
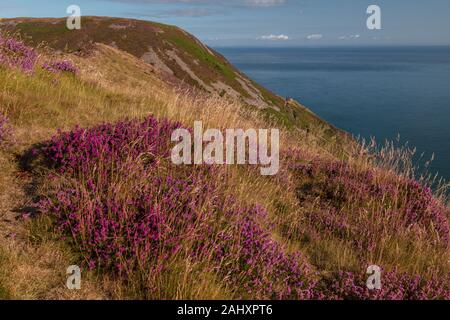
[215, 46, 450, 182]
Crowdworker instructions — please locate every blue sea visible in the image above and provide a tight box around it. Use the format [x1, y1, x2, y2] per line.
[215, 46, 450, 182]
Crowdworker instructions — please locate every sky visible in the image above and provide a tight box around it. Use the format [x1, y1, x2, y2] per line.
[1, 0, 450, 46]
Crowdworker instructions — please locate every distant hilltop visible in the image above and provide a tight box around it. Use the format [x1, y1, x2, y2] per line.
[0, 16, 339, 136]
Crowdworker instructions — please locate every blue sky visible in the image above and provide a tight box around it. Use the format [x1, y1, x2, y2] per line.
[1, 0, 450, 46]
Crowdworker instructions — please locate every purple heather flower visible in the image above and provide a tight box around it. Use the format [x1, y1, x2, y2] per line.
[0, 35, 37, 73]
[42, 59, 78, 75]
[33, 117, 450, 300]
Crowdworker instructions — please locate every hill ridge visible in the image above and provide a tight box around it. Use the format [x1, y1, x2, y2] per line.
[0, 16, 339, 135]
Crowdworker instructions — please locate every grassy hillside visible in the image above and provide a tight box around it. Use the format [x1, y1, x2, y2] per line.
[0, 20, 448, 300]
[0, 16, 340, 136]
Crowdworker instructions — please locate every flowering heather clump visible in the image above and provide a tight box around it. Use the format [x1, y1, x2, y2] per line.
[284, 147, 450, 299]
[216, 204, 317, 299]
[287, 148, 449, 252]
[323, 269, 450, 300]
[37, 116, 315, 298]
[0, 35, 37, 73]
[399, 179, 450, 245]
[42, 59, 78, 75]
[40, 116, 179, 174]
[35, 121, 450, 299]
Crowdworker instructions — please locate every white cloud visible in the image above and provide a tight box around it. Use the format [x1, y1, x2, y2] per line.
[258, 34, 289, 41]
[339, 34, 361, 40]
[306, 34, 323, 40]
[108, 0, 285, 6]
[246, 0, 285, 7]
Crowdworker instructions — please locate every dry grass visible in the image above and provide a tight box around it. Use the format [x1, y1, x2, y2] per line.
[0, 43, 448, 299]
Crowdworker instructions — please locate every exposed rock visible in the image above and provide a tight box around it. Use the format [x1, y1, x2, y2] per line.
[212, 81, 241, 99]
[166, 49, 214, 92]
[236, 76, 270, 109]
[141, 47, 174, 75]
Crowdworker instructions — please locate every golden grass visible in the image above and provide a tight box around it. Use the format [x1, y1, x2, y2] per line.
[0, 43, 448, 299]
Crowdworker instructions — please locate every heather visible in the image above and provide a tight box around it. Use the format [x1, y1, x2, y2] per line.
[273, 148, 449, 298]
[0, 34, 78, 77]
[42, 60, 78, 75]
[0, 30, 448, 300]
[286, 149, 449, 252]
[33, 117, 450, 299]
[36, 116, 317, 299]
[0, 35, 37, 73]
[322, 269, 450, 300]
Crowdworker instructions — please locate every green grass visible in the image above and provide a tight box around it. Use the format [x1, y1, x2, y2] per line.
[16, 21, 70, 38]
[167, 35, 236, 81]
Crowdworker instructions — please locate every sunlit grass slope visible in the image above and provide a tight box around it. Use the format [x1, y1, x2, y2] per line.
[0, 28, 448, 299]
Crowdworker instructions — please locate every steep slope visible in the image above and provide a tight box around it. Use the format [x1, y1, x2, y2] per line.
[0, 16, 338, 135]
[0, 21, 448, 300]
